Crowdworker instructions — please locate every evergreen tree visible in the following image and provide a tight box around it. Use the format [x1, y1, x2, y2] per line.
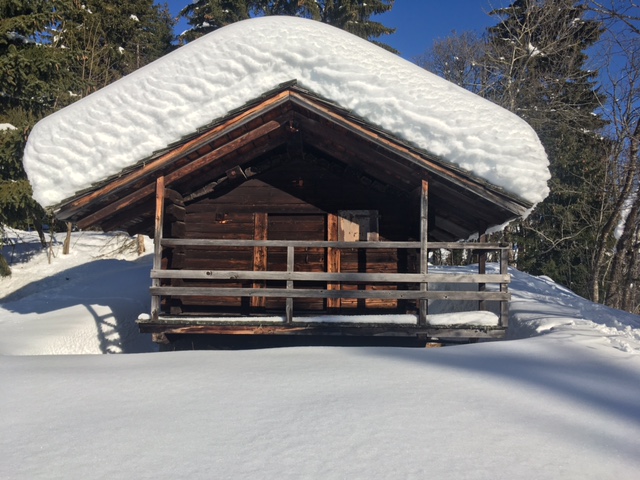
[316, 0, 395, 49]
[178, 0, 251, 43]
[0, 0, 174, 274]
[179, 0, 396, 51]
[484, 0, 609, 298]
[58, 0, 175, 94]
[0, 0, 80, 253]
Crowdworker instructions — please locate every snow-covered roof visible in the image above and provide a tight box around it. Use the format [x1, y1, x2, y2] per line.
[23, 16, 549, 209]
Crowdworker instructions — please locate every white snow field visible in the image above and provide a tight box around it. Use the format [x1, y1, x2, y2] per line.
[23, 16, 549, 209]
[1, 230, 639, 479]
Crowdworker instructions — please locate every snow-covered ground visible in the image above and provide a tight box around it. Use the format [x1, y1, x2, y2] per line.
[1, 230, 639, 479]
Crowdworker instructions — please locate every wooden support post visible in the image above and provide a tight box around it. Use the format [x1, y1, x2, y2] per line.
[478, 234, 487, 311]
[500, 245, 509, 328]
[419, 179, 429, 325]
[136, 234, 146, 255]
[62, 222, 72, 255]
[327, 214, 341, 311]
[251, 213, 268, 309]
[151, 176, 165, 321]
[286, 246, 294, 324]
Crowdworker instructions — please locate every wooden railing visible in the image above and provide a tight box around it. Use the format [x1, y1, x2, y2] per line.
[150, 239, 511, 327]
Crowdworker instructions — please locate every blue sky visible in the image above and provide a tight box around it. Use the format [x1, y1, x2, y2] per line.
[161, 1, 509, 61]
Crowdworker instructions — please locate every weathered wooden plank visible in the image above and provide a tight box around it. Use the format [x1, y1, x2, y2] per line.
[162, 239, 420, 248]
[76, 121, 283, 230]
[160, 238, 509, 250]
[151, 177, 165, 320]
[298, 121, 417, 192]
[327, 213, 341, 310]
[165, 120, 282, 184]
[286, 246, 294, 323]
[151, 269, 510, 284]
[164, 188, 184, 206]
[251, 212, 268, 308]
[500, 246, 510, 328]
[165, 204, 186, 223]
[478, 234, 487, 311]
[77, 182, 156, 230]
[138, 322, 507, 339]
[419, 178, 429, 325]
[171, 221, 186, 238]
[150, 286, 510, 301]
[186, 222, 255, 235]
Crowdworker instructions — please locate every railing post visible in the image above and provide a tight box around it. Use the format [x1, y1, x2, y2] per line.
[327, 214, 341, 311]
[500, 245, 509, 328]
[151, 176, 165, 321]
[286, 245, 294, 324]
[251, 213, 268, 309]
[419, 179, 429, 325]
[478, 234, 487, 311]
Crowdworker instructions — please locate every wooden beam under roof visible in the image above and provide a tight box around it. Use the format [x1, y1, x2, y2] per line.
[76, 120, 285, 230]
[288, 90, 531, 216]
[57, 90, 294, 221]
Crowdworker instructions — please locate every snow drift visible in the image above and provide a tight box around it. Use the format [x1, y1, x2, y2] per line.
[1, 231, 640, 479]
[23, 16, 549, 208]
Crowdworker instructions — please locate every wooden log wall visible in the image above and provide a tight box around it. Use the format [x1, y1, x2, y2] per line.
[160, 168, 416, 316]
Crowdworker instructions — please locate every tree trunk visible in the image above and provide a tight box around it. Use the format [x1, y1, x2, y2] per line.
[591, 119, 640, 303]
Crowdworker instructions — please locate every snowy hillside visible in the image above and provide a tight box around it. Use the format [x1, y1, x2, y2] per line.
[1, 230, 639, 478]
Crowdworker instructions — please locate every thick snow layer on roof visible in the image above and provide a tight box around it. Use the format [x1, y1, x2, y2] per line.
[23, 16, 549, 208]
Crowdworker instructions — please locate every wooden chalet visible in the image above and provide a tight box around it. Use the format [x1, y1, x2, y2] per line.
[53, 81, 532, 345]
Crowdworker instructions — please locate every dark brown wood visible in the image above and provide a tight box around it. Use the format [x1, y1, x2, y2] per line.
[76, 121, 283, 230]
[162, 239, 421, 248]
[164, 188, 184, 206]
[161, 238, 509, 250]
[76, 182, 156, 230]
[290, 91, 530, 215]
[50, 86, 523, 339]
[151, 269, 509, 284]
[164, 120, 282, 185]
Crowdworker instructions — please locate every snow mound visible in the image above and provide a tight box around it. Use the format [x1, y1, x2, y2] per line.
[23, 16, 549, 208]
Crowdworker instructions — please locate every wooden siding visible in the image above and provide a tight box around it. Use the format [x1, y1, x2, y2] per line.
[160, 168, 413, 316]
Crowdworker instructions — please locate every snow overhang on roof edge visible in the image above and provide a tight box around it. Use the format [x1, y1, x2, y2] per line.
[23, 15, 550, 209]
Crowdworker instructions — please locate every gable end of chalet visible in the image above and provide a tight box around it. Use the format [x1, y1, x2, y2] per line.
[53, 82, 532, 242]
